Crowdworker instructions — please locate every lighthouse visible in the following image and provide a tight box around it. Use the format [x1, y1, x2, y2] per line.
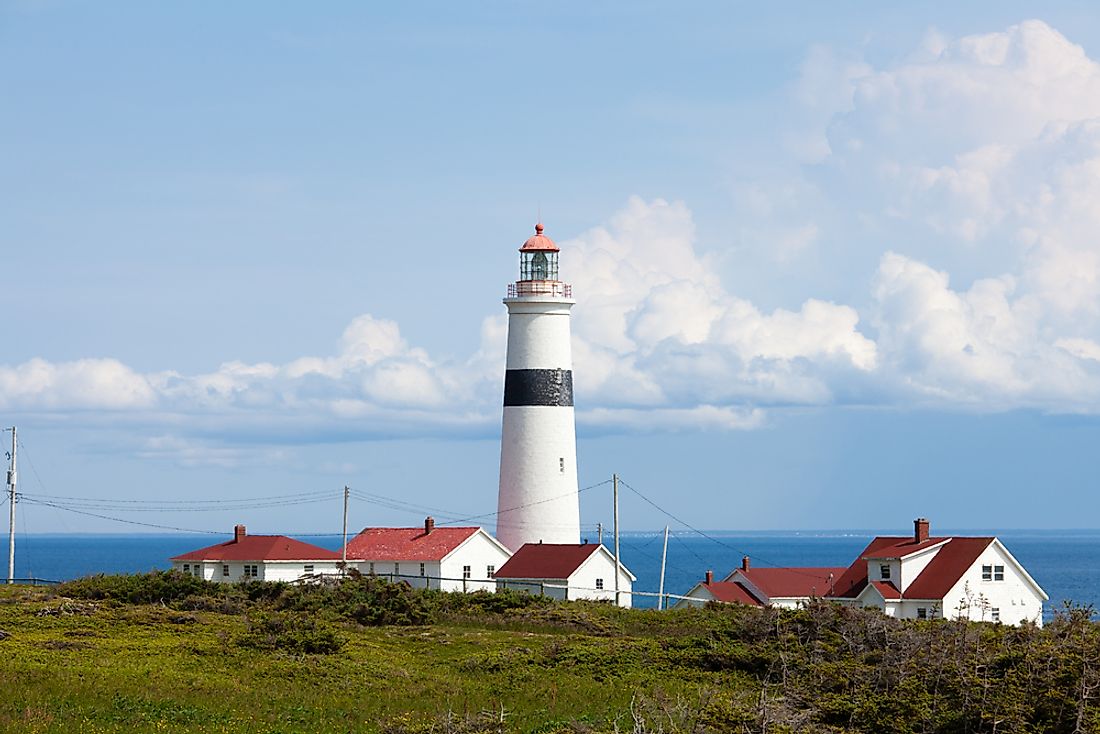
[496, 223, 581, 551]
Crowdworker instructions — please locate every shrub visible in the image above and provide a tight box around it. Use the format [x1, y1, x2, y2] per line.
[235, 611, 344, 655]
[56, 570, 216, 605]
[276, 575, 434, 626]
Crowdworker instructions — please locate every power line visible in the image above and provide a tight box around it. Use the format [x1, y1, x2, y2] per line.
[21, 488, 337, 506]
[437, 479, 612, 526]
[617, 477, 842, 582]
[20, 498, 225, 535]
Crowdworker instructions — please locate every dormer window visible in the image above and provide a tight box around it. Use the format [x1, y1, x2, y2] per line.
[879, 564, 891, 580]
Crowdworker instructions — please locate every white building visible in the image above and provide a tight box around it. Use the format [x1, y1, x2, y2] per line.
[676, 561, 844, 610]
[830, 518, 1048, 626]
[493, 542, 636, 608]
[496, 224, 581, 551]
[170, 524, 343, 582]
[343, 517, 512, 593]
[675, 519, 1048, 627]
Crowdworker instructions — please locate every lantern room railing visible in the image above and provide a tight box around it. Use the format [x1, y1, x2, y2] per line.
[507, 281, 573, 298]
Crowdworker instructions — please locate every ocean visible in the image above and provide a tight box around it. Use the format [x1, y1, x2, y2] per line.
[9, 530, 1097, 621]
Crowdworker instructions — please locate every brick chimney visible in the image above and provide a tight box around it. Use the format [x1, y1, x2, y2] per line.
[234, 524, 246, 542]
[705, 570, 713, 585]
[424, 516, 435, 535]
[914, 517, 930, 543]
[742, 555, 751, 571]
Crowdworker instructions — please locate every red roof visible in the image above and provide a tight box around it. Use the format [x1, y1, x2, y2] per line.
[344, 526, 481, 562]
[829, 535, 993, 600]
[903, 537, 993, 599]
[519, 223, 560, 252]
[871, 580, 901, 600]
[734, 567, 846, 599]
[172, 534, 340, 562]
[828, 536, 943, 598]
[494, 543, 601, 579]
[701, 581, 762, 606]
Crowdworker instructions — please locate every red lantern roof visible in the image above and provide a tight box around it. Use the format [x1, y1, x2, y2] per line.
[519, 223, 559, 252]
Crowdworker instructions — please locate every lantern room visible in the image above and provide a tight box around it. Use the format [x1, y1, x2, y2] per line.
[518, 223, 560, 281]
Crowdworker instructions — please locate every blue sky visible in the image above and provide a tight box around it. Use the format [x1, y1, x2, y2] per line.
[5, 2, 1100, 534]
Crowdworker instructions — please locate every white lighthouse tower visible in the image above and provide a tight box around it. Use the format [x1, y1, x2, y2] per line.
[496, 223, 581, 551]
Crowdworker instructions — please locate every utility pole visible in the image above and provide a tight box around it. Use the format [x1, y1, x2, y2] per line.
[341, 485, 349, 571]
[612, 473, 621, 607]
[596, 522, 603, 545]
[6, 427, 16, 585]
[658, 525, 669, 610]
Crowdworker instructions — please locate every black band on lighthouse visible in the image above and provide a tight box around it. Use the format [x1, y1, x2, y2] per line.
[503, 369, 574, 407]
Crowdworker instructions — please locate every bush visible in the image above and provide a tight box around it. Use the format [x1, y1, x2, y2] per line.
[235, 611, 344, 655]
[56, 570, 217, 605]
[276, 575, 434, 626]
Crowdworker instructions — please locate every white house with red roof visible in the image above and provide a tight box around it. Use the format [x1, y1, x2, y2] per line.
[675, 560, 845, 610]
[675, 519, 1047, 627]
[170, 525, 343, 582]
[343, 517, 512, 593]
[829, 518, 1047, 626]
[493, 542, 636, 607]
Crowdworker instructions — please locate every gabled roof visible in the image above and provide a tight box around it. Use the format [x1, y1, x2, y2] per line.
[732, 567, 846, 600]
[829, 536, 941, 598]
[830, 535, 994, 600]
[172, 534, 340, 562]
[494, 543, 605, 580]
[870, 580, 901, 600]
[344, 526, 482, 562]
[903, 537, 993, 599]
[700, 581, 763, 606]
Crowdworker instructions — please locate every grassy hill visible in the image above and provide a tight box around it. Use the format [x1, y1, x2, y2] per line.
[0, 572, 1097, 733]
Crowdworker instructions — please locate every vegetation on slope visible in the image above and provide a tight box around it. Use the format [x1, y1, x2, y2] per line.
[0, 571, 1096, 733]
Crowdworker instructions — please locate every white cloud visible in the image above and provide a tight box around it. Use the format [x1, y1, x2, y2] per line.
[0, 358, 157, 410]
[15, 19, 1100, 450]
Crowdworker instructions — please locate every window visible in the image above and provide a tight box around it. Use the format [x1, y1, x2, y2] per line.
[393, 563, 400, 576]
[595, 578, 604, 590]
[419, 563, 425, 577]
[193, 565, 201, 578]
[486, 565, 495, 579]
[303, 565, 314, 574]
[982, 565, 993, 581]
[222, 564, 230, 577]
[368, 562, 375, 575]
[183, 564, 190, 573]
[994, 565, 1004, 581]
[879, 564, 891, 580]
[243, 564, 258, 579]
[559, 457, 565, 473]
[917, 607, 928, 619]
[991, 607, 1001, 622]
[462, 565, 471, 579]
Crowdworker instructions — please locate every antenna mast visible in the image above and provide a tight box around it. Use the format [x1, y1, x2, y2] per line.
[6, 427, 16, 584]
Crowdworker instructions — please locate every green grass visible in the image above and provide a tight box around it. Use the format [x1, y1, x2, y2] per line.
[0, 575, 1097, 733]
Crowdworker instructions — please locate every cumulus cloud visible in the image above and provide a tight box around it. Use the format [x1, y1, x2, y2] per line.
[13, 18, 1100, 454]
[565, 197, 878, 411]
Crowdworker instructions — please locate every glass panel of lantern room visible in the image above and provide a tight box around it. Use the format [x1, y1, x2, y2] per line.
[520, 251, 558, 281]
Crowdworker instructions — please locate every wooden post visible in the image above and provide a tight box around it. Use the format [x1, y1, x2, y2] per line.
[613, 473, 621, 607]
[658, 525, 669, 610]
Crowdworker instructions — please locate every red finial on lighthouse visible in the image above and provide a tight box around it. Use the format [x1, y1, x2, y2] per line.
[521, 223, 559, 252]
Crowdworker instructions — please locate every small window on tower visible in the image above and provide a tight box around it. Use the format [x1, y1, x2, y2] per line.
[559, 457, 565, 473]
